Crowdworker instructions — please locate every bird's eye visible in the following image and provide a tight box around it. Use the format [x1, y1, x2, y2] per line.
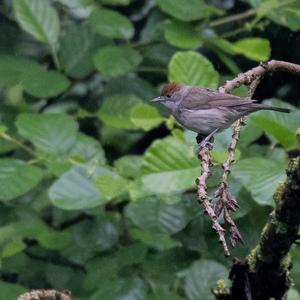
[166, 94, 171, 98]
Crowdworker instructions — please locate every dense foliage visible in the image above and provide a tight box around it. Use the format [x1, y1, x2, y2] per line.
[0, 0, 300, 299]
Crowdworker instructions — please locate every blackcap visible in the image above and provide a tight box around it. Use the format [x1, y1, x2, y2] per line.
[152, 83, 290, 142]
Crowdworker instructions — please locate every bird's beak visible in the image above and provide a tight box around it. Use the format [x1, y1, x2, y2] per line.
[151, 96, 167, 102]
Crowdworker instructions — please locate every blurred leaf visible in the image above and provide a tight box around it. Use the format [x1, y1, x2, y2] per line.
[169, 51, 219, 88]
[126, 196, 189, 234]
[98, 94, 141, 129]
[16, 113, 78, 154]
[0, 281, 27, 300]
[238, 118, 263, 148]
[99, 0, 133, 5]
[70, 219, 119, 252]
[141, 136, 199, 194]
[104, 76, 157, 100]
[0, 55, 70, 97]
[49, 166, 104, 210]
[94, 46, 142, 77]
[250, 99, 300, 148]
[231, 38, 271, 61]
[164, 20, 202, 49]
[130, 103, 164, 131]
[287, 288, 300, 300]
[232, 157, 286, 206]
[20, 69, 70, 98]
[184, 259, 227, 300]
[114, 155, 143, 178]
[148, 289, 184, 300]
[89, 8, 134, 39]
[59, 24, 108, 78]
[156, 0, 210, 21]
[70, 133, 106, 165]
[2, 239, 26, 258]
[0, 159, 43, 200]
[13, 0, 59, 46]
[96, 174, 128, 200]
[130, 228, 181, 251]
[256, 0, 300, 31]
[90, 277, 146, 300]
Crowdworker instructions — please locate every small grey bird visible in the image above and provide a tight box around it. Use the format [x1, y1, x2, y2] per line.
[152, 83, 290, 144]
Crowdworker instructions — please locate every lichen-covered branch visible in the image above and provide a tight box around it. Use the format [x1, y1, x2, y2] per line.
[18, 290, 71, 300]
[214, 130, 300, 300]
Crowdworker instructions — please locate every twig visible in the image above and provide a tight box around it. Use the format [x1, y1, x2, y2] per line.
[196, 139, 229, 256]
[18, 290, 71, 300]
[214, 119, 245, 247]
[208, 9, 256, 28]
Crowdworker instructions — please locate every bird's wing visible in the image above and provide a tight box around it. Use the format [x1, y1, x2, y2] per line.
[179, 87, 256, 110]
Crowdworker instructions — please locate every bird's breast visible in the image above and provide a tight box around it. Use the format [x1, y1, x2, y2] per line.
[174, 108, 240, 134]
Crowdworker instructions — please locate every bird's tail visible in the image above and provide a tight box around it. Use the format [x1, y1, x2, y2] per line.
[251, 103, 291, 113]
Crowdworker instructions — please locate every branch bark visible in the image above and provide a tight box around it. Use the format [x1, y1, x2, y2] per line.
[18, 290, 71, 300]
[217, 143, 300, 300]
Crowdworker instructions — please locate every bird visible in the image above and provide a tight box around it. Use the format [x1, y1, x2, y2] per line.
[151, 83, 291, 145]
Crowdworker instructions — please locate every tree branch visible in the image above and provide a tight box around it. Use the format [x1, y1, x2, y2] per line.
[224, 136, 300, 300]
[196, 60, 300, 256]
[18, 290, 71, 300]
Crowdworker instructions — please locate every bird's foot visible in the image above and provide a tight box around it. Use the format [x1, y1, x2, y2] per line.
[197, 129, 219, 150]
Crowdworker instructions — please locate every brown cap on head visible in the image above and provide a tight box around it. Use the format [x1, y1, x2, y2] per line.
[161, 83, 182, 96]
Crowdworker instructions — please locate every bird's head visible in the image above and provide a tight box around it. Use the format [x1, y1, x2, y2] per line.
[151, 83, 186, 111]
[152, 83, 182, 103]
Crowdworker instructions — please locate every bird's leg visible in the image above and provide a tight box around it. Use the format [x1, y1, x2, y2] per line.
[197, 128, 219, 149]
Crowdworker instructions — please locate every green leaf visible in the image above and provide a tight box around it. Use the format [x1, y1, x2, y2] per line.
[49, 166, 104, 210]
[90, 277, 146, 300]
[13, 0, 60, 46]
[16, 113, 78, 154]
[0, 159, 43, 200]
[256, 0, 300, 31]
[98, 94, 141, 129]
[184, 259, 227, 300]
[287, 289, 300, 300]
[114, 155, 143, 178]
[126, 196, 189, 234]
[0, 55, 70, 97]
[169, 51, 219, 88]
[164, 20, 202, 49]
[130, 103, 164, 131]
[94, 46, 142, 77]
[59, 24, 108, 78]
[96, 174, 128, 200]
[20, 69, 70, 98]
[0, 281, 27, 300]
[232, 157, 286, 206]
[70, 133, 106, 165]
[141, 136, 199, 194]
[231, 38, 271, 61]
[156, 0, 210, 21]
[89, 8, 134, 40]
[2, 239, 26, 258]
[130, 228, 182, 251]
[250, 99, 300, 148]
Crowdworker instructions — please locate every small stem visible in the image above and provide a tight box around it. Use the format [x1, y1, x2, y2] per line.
[136, 67, 167, 74]
[0, 133, 36, 157]
[50, 45, 61, 70]
[221, 27, 249, 39]
[209, 9, 256, 28]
